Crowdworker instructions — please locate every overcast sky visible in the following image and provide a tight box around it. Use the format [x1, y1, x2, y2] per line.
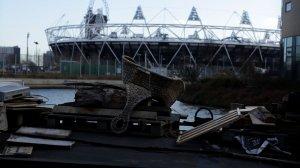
[0, 0, 281, 57]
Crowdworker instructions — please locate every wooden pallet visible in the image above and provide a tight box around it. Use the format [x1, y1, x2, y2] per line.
[52, 105, 158, 120]
[176, 107, 258, 144]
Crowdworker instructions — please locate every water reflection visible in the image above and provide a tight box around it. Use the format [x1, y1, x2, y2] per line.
[31, 89, 76, 105]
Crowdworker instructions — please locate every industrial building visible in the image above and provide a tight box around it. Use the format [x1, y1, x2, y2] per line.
[282, 0, 300, 80]
[43, 51, 55, 71]
[0, 46, 21, 71]
[45, 0, 281, 77]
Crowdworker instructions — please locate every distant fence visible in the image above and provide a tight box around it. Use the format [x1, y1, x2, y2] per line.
[60, 60, 122, 77]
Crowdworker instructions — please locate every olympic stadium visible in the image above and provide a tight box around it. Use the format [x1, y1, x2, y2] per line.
[45, 0, 281, 77]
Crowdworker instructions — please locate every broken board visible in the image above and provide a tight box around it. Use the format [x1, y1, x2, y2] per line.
[7, 135, 75, 147]
[176, 107, 258, 144]
[16, 126, 72, 139]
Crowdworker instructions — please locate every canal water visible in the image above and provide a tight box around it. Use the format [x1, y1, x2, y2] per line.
[31, 89, 76, 105]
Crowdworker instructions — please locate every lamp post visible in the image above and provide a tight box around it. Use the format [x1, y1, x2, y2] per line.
[26, 33, 30, 74]
[34, 41, 39, 66]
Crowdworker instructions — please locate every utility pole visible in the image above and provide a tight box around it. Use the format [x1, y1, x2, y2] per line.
[34, 41, 39, 66]
[26, 33, 30, 73]
[27, 33, 30, 63]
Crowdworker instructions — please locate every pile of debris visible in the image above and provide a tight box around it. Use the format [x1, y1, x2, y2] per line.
[175, 103, 300, 162]
[0, 82, 49, 132]
[41, 56, 186, 137]
[1, 56, 300, 166]
[0, 81, 58, 157]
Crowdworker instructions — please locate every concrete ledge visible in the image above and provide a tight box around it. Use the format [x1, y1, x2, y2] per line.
[0, 78, 123, 89]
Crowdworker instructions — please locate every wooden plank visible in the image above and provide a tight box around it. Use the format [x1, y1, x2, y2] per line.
[7, 135, 75, 147]
[5, 103, 38, 108]
[6, 107, 50, 111]
[178, 113, 240, 143]
[176, 107, 258, 144]
[179, 111, 238, 137]
[16, 127, 72, 139]
[53, 106, 157, 120]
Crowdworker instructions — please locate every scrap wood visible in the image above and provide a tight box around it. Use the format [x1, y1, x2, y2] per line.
[176, 107, 258, 144]
[7, 135, 75, 147]
[16, 126, 72, 139]
[5, 103, 39, 108]
[6, 97, 43, 103]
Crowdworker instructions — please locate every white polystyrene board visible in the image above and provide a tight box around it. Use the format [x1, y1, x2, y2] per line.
[7, 135, 75, 147]
[16, 126, 72, 139]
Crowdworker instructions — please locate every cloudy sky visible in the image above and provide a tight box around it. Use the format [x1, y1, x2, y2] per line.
[0, 0, 281, 57]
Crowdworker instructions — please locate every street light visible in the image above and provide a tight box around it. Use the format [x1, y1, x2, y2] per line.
[34, 41, 39, 66]
[26, 33, 30, 63]
[26, 33, 30, 74]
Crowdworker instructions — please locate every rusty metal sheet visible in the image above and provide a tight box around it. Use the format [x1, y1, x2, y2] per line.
[7, 135, 75, 147]
[16, 127, 72, 139]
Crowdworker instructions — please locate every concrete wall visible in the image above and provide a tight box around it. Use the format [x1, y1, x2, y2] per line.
[282, 0, 300, 38]
[0, 78, 123, 88]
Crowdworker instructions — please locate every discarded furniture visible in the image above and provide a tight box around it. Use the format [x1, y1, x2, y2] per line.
[111, 56, 185, 134]
[5, 95, 48, 130]
[0, 82, 30, 101]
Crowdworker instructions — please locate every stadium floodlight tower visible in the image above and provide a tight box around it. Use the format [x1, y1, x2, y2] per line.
[166, 7, 203, 69]
[131, 5, 161, 71]
[238, 10, 266, 72]
[132, 6, 151, 38]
